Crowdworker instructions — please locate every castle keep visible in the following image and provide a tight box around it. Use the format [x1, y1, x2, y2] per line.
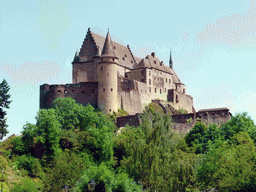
[40, 28, 232, 132]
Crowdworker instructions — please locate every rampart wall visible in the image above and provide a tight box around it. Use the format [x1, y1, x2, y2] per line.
[40, 82, 98, 109]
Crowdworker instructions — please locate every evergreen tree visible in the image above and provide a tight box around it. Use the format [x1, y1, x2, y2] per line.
[0, 79, 12, 140]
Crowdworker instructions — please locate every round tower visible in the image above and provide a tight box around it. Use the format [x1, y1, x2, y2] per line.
[97, 30, 119, 114]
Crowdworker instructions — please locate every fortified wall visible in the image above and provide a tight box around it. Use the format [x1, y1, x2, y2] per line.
[116, 108, 232, 135]
[40, 82, 98, 109]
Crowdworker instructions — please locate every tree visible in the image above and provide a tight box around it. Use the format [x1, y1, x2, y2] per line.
[0, 79, 12, 140]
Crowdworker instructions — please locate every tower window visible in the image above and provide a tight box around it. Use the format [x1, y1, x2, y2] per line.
[154, 60, 156, 64]
[114, 46, 116, 49]
[155, 88, 156, 93]
[149, 79, 151, 85]
[149, 71, 151, 76]
[183, 89, 185, 93]
[160, 89, 161, 94]
[103, 88, 105, 92]
[123, 57, 125, 60]
[131, 60, 133, 63]
[141, 70, 144, 76]
[125, 74, 128, 78]
[112, 58, 115, 61]
[125, 54, 127, 57]
[165, 88, 166, 92]
[169, 79, 171, 84]
[149, 87, 151, 92]
[111, 88, 113, 91]
[166, 78, 167, 83]
[109, 109, 111, 112]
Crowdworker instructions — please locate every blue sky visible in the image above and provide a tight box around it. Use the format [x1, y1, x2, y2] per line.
[1, 0, 256, 140]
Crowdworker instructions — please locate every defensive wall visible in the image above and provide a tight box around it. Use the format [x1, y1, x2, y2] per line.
[40, 82, 98, 109]
[116, 107, 232, 135]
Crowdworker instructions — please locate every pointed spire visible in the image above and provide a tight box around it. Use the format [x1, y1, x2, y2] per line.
[101, 30, 117, 58]
[73, 50, 80, 62]
[169, 49, 173, 69]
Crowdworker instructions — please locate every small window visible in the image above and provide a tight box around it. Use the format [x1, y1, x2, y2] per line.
[113, 46, 116, 49]
[131, 60, 133, 63]
[101, 66, 103, 71]
[169, 79, 171, 84]
[160, 89, 161, 94]
[125, 54, 127, 57]
[81, 91, 85, 94]
[176, 95, 179, 103]
[154, 60, 156, 64]
[64, 90, 67, 94]
[101, 58, 103, 61]
[149, 87, 151, 92]
[58, 90, 61, 94]
[149, 79, 151, 85]
[155, 88, 156, 93]
[141, 89, 142, 92]
[166, 78, 167, 83]
[125, 74, 128, 78]
[165, 88, 166, 92]
[103, 88, 105, 92]
[109, 109, 111, 112]
[123, 57, 125, 60]
[111, 88, 113, 91]
[141, 70, 144, 76]
[183, 89, 185, 93]
[112, 58, 115, 61]
[149, 71, 151, 76]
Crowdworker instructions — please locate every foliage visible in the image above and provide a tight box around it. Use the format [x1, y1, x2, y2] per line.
[220, 112, 256, 143]
[0, 79, 12, 140]
[186, 117, 192, 124]
[75, 162, 142, 192]
[197, 132, 256, 191]
[10, 176, 41, 192]
[0, 155, 8, 171]
[176, 108, 187, 114]
[42, 149, 86, 192]
[16, 154, 44, 178]
[185, 121, 208, 153]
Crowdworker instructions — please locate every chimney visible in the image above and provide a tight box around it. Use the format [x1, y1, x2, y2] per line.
[151, 52, 155, 57]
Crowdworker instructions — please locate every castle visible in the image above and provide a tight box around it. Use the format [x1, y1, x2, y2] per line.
[40, 28, 232, 133]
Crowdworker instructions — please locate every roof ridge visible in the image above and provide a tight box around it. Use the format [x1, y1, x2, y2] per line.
[127, 45, 137, 65]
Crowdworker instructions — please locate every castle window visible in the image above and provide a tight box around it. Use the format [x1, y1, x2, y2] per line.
[101, 59, 103, 61]
[125, 54, 127, 57]
[169, 79, 171, 84]
[149, 87, 151, 92]
[141, 89, 142, 92]
[149, 71, 151, 76]
[160, 72, 162, 75]
[183, 89, 185, 93]
[165, 88, 166, 92]
[125, 74, 128, 78]
[111, 88, 113, 91]
[101, 66, 103, 71]
[154, 60, 156, 64]
[114, 46, 116, 49]
[123, 57, 125, 60]
[166, 78, 167, 83]
[64, 90, 67, 94]
[112, 58, 115, 61]
[109, 109, 111, 112]
[103, 88, 105, 92]
[176, 95, 179, 103]
[149, 79, 151, 85]
[131, 60, 133, 63]
[141, 70, 144, 76]
[155, 88, 156, 93]
[160, 89, 161, 94]
[58, 90, 61, 94]
[81, 91, 85, 94]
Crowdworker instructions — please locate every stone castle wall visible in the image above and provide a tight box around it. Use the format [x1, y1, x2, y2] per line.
[40, 82, 98, 109]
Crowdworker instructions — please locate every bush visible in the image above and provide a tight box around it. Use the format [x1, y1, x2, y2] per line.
[177, 108, 187, 114]
[10, 177, 41, 192]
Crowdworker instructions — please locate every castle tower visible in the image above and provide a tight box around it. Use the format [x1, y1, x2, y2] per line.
[169, 49, 173, 69]
[97, 30, 119, 114]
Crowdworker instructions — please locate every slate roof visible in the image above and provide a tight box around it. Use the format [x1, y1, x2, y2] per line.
[81, 28, 179, 77]
[198, 108, 230, 112]
[101, 31, 117, 58]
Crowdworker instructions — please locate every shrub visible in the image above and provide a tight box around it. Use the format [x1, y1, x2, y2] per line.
[10, 176, 41, 192]
[177, 108, 187, 114]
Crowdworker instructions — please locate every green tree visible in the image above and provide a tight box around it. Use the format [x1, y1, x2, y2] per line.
[0, 79, 12, 140]
[197, 132, 256, 191]
[42, 149, 87, 192]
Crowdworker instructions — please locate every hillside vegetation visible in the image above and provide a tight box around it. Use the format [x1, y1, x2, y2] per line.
[0, 97, 256, 191]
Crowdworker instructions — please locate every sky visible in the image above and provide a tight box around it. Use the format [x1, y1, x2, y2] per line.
[1, 0, 256, 140]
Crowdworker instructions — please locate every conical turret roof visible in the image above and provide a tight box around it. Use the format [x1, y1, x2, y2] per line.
[101, 30, 117, 58]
